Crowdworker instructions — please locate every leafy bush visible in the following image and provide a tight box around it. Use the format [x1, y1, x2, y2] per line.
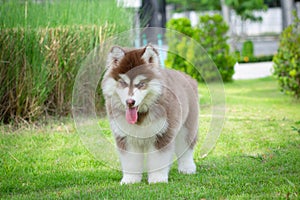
[166, 14, 236, 82]
[236, 54, 274, 63]
[165, 18, 194, 37]
[242, 40, 254, 62]
[273, 14, 300, 98]
[165, 18, 196, 80]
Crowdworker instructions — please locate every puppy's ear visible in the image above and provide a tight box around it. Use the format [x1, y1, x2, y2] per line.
[107, 46, 125, 68]
[142, 44, 159, 65]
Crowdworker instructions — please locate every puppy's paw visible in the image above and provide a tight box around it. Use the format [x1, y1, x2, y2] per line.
[178, 162, 196, 174]
[148, 173, 168, 184]
[120, 174, 142, 185]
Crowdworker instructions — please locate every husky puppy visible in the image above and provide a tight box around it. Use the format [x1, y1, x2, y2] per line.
[101, 45, 199, 184]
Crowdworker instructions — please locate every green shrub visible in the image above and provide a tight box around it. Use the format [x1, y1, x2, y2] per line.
[165, 18, 194, 38]
[241, 40, 254, 62]
[166, 14, 236, 82]
[195, 14, 236, 82]
[237, 54, 274, 63]
[273, 14, 300, 98]
[165, 19, 196, 80]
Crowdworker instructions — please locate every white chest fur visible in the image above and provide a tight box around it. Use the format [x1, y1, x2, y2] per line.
[110, 115, 168, 139]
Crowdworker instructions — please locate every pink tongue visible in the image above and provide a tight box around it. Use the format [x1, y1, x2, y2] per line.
[126, 107, 138, 124]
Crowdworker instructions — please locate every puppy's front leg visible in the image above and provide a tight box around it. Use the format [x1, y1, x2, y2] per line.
[119, 149, 144, 184]
[147, 145, 174, 184]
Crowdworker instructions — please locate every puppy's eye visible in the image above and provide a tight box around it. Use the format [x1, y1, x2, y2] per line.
[135, 82, 146, 89]
[118, 80, 128, 87]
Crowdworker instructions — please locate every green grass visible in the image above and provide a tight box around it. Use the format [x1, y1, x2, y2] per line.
[1, 77, 300, 199]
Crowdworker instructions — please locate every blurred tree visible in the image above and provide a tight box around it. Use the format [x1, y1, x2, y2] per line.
[264, 0, 280, 7]
[166, 0, 221, 11]
[167, 0, 271, 15]
[225, 0, 267, 22]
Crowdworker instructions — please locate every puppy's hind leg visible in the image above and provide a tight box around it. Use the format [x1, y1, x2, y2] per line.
[175, 126, 197, 174]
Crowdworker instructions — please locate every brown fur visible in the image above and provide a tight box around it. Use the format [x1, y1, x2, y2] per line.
[116, 136, 127, 151]
[154, 69, 199, 150]
[125, 65, 156, 81]
[126, 66, 157, 97]
[136, 111, 149, 125]
[154, 128, 174, 150]
[110, 48, 146, 80]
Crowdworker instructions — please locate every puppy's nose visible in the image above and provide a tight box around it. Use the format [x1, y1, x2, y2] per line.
[126, 99, 135, 108]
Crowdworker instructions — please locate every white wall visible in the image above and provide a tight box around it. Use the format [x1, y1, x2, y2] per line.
[231, 8, 282, 36]
[170, 8, 283, 36]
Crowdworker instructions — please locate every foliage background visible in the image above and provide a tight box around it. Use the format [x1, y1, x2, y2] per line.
[166, 14, 236, 82]
[0, 0, 133, 123]
[273, 13, 300, 98]
[167, 0, 267, 21]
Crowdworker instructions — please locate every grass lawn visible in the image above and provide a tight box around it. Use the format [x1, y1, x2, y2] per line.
[1, 77, 299, 199]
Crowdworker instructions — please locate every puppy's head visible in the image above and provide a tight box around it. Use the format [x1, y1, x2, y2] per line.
[102, 45, 162, 124]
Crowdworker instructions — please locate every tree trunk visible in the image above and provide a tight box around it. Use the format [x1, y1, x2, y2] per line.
[281, 0, 295, 29]
[220, 0, 234, 51]
[220, 0, 230, 25]
[159, 0, 166, 28]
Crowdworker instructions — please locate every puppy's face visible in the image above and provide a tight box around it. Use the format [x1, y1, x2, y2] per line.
[116, 74, 149, 109]
[102, 45, 162, 124]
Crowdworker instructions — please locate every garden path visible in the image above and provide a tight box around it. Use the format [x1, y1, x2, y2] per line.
[233, 61, 273, 80]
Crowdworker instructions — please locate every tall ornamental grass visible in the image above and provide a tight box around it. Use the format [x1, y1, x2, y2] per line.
[0, 0, 133, 123]
[0, 0, 131, 29]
